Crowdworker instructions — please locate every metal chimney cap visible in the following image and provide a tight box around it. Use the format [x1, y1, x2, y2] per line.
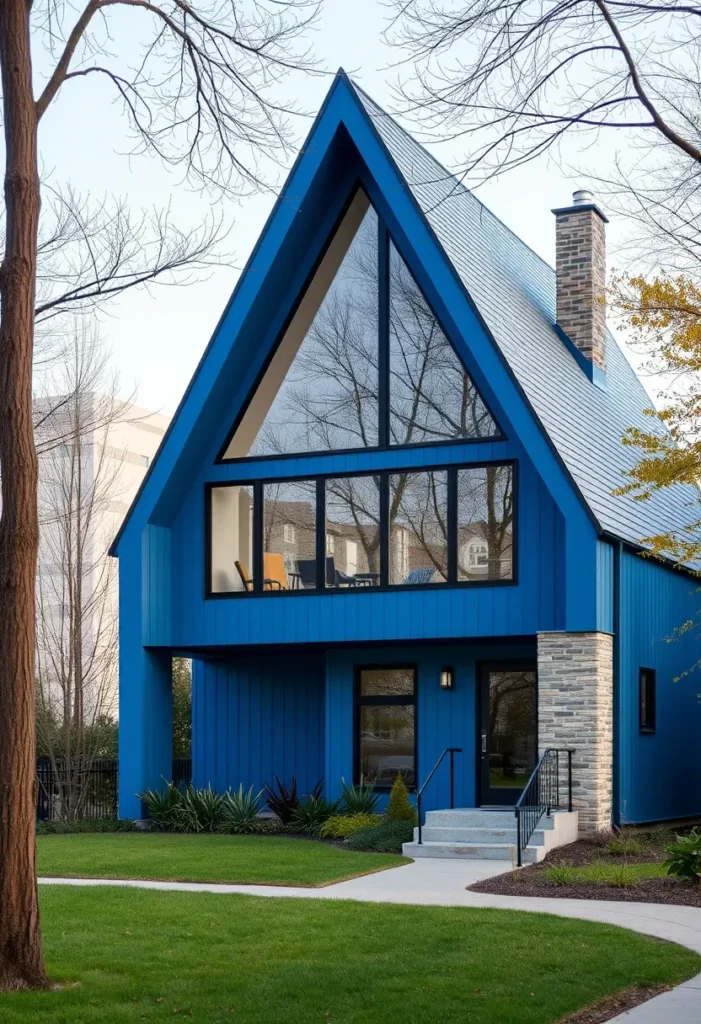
[572, 189, 595, 205]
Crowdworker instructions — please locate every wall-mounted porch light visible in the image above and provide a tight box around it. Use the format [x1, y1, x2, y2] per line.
[440, 667, 454, 690]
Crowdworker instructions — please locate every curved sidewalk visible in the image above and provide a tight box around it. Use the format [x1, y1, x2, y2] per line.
[40, 858, 701, 1022]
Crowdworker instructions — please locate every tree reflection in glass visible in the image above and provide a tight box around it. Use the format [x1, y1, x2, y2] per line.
[389, 242, 498, 445]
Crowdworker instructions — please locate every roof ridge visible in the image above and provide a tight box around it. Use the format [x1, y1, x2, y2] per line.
[346, 76, 560, 283]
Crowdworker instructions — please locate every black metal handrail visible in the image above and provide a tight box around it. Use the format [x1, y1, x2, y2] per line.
[416, 747, 462, 845]
[514, 748, 573, 866]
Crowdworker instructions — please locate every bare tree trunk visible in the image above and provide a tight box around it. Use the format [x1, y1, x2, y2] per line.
[0, 0, 48, 991]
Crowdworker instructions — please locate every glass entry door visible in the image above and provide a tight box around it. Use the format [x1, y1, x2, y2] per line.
[479, 663, 537, 806]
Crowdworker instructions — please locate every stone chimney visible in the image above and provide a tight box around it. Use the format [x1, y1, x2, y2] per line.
[552, 190, 608, 371]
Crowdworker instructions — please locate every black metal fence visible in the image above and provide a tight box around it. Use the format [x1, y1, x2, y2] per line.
[36, 757, 192, 821]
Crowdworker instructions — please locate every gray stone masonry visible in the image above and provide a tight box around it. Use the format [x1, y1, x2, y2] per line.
[537, 632, 613, 834]
[554, 205, 607, 370]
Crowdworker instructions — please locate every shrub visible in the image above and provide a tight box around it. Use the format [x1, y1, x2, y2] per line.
[340, 779, 380, 816]
[385, 774, 416, 823]
[545, 862, 576, 887]
[601, 864, 639, 888]
[139, 782, 184, 830]
[320, 813, 383, 839]
[264, 776, 300, 824]
[177, 785, 226, 833]
[36, 817, 138, 834]
[664, 828, 701, 883]
[220, 785, 264, 834]
[346, 819, 414, 853]
[290, 794, 340, 835]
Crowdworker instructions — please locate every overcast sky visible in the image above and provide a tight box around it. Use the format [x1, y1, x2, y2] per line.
[36, 0, 634, 417]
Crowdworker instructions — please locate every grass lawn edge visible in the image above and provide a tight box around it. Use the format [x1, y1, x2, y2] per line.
[37, 856, 413, 889]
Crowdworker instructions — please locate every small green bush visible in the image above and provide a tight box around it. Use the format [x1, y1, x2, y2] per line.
[177, 785, 226, 833]
[36, 817, 138, 834]
[545, 862, 576, 887]
[221, 785, 264, 834]
[604, 864, 639, 888]
[606, 837, 643, 857]
[139, 782, 184, 830]
[340, 779, 380, 816]
[290, 794, 340, 835]
[346, 819, 414, 853]
[664, 828, 701, 883]
[385, 774, 416, 823]
[320, 813, 383, 838]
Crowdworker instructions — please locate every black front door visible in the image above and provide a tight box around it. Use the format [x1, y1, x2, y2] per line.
[479, 663, 537, 806]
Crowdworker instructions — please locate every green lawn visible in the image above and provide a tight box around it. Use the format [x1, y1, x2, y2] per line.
[1, 887, 698, 1023]
[36, 833, 410, 886]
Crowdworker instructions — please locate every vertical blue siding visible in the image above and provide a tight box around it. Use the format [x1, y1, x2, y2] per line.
[325, 642, 535, 811]
[119, 533, 173, 819]
[596, 539, 614, 634]
[617, 550, 701, 823]
[192, 654, 325, 795]
[142, 524, 172, 646]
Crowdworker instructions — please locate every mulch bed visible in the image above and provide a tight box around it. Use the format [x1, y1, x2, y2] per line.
[557, 984, 669, 1023]
[468, 833, 701, 907]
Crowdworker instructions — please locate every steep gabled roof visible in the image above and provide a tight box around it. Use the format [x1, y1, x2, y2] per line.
[351, 83, 698, 550]
[111, 71, 697, 558]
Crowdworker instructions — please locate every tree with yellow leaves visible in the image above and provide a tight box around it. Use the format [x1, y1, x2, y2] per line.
[614, 273, 701, 568]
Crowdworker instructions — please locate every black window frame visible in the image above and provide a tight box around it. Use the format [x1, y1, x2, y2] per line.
[204, 459, 518, 598]
[639, 667, 656, 734]
[354, 664, 418, 791]
[216, 184, 504, 466]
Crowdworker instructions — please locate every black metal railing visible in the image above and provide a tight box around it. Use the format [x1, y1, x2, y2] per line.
[514, 748, 573, 866]
[416, 747, 462, 845]
[36, 757, 193, 821]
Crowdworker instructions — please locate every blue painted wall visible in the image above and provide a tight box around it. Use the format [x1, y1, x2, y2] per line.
[192, 654, 325, 796]
[617, 548, 701, 823]
[325, 642, 535, 811]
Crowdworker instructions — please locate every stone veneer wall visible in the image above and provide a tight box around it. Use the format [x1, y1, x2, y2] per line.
[554, 207, 607, 370]
[537, 632, 614, 834]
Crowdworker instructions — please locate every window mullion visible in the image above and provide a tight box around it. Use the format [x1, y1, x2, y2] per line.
[253, 481, 264, 593]
[377, 219, 390, 449]
[447, 468, 458, 584]
[380, 471, 389, 587]
[316, 477, 326, 589]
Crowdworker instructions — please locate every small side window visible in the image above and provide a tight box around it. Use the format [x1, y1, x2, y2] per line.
[639, 668, 656, 734]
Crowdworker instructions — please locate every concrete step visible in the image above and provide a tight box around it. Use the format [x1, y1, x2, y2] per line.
[403, 810, 579, 863]
[424, 809, 519, 829]
[417, 826, 550, 846]
[403, 840, 540, 863]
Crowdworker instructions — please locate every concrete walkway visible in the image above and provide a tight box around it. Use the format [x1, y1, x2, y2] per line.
[39, 859, 701, 1022]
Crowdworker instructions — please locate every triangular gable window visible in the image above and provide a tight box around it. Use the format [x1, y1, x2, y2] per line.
[222, 190, 499, 460]
[389, 242, 498, 444]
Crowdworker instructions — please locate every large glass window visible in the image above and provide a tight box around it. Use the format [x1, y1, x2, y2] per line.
[208, 462, 516, 595]
[457, 465, 514, 581]
[389, 470, 448, 585]
[263, 480, 317, 590]
[224, 194, 379, 459]
[222, 198, 500, 461]
[325, 475, 381, 588]
[389, 243, 498, 445]
[210, 485, 254, 593]
[357, 667, 416, 787]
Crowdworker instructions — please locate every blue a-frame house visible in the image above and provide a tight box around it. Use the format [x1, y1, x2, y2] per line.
[113, 72, 701, 840]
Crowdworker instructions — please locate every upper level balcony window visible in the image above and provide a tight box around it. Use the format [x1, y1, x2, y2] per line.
[207, 462, 514, 597]
[220, 190, 500, 462]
